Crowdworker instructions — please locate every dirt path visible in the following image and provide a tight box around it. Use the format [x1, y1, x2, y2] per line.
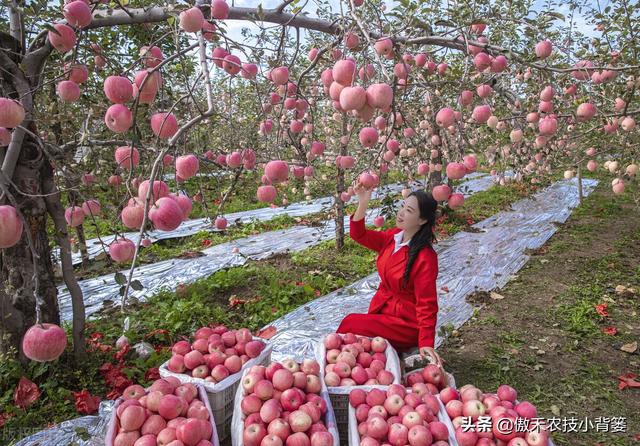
[438, 180, 640, 446]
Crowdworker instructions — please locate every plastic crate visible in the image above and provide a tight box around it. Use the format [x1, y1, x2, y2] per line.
[314, 335, 402, 443]
[347, 386, 456, 446]
[159, 338, 272, 442]
[230, 362, 340, 446]
[106, 383, 219, 446]
[329, 393, 350, 445]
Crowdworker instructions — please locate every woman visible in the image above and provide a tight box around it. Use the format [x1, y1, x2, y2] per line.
[337, 181, 443, 367]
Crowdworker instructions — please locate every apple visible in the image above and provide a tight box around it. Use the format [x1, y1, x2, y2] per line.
[455, 426, 478, 446]
[273, 369, 295, 391]
[367, 415, 388, 440]
[461, 387, 483, 403]
[282, 358, 300, 373]
[192, 364, 210, 379]
[414, 404, 435, 423]
[305, 375, 321, 394]
[159, 395, 184, 420]
[371, 337, 387, 353]
[401, 411, 422, 429]
[122, 385, 146, 401]
[428, 421, 449, 442]
[242, 373, 260, 394]
[462, 400, 486, 420]
[377, 370, 394, 385]
[515, 401, 537, 419]
[241, 394, 263, 415]
[366, 389, 386, 407]
[289, 410, 312, 433]
[268, 418, 291, 441]
[281, 388, 304, 411]
[349, 389, 367, 407]
[446, 400, 463, 418]
[388, 423, 409, 446]
[210, 364, 230, 382]
[408, 425, 433, 446]
[439, 387, 459, 404]
[120, 405, 146, 431]
[301, 359, 320, 376]
[260, 398, 283, 424]
[176, 418, 207, 446]
[524, 430, 549, 446]
[285, 432, 310, 446]
[188, 403, 210, 421]
[323, 333, 342, 350]
[324, 372, 340, 387]
[355, 404, 371, 422]
[175, 384, 198, 403]
[497, 385, 517, 403]
[310, 431, 333, 446]
[369, 405, 387, 419]
[293, 371, 307, 389]
[243, 423, 267, 446]
[383, 395, 404, 416]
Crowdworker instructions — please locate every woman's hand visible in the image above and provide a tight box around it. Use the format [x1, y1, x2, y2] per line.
[420, 346, 444, 368]
[353, 181, 373, 203]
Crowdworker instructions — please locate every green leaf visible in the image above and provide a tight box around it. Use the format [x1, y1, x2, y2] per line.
[115, 272, 127, 285]
[130, 280, 144, 291]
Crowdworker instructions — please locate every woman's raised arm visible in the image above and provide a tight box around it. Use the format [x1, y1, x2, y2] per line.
[349, 183, 394, 252]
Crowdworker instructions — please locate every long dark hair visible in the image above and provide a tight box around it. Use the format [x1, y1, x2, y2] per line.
[401, 190, 438, 288]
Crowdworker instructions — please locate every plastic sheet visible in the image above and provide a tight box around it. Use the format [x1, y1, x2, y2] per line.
[13, 400, 115, 446]
[55, 180, 416, 265]
[58, 174, 495, 321]
[265, 178, 598, 362]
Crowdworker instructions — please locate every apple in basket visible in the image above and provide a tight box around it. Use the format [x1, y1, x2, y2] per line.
[239, 359, 334, 446]
[441, 382, 552, 445]
[349, 386, 454, 446]
[167, 325, 267, 381]
[322, 333, 396, 386]
[112, 379, 213, 446]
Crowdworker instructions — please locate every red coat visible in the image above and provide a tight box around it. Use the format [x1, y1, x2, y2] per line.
[337, 214, 439, 349]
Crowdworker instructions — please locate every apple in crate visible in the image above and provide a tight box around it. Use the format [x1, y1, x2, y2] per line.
[111, 379, 212, 446]
[167, 325, 267, 382]
[238, 359, 334, 446]
[322, 332, 396, 387]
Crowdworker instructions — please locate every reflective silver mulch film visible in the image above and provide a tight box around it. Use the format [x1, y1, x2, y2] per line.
[55, 181, 413, 265]
[57, 174, 495, 321]
[266, 178, 598, 362]
[13, 400, 115, 446]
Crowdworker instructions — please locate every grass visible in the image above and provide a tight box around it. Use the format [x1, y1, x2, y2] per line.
[438, 175, 640, 446]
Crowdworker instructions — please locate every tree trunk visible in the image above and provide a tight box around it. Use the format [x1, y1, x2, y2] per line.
[577, 165, 583, 204]
[0, 134, 60, 361]
[335, 114, 349, 250]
